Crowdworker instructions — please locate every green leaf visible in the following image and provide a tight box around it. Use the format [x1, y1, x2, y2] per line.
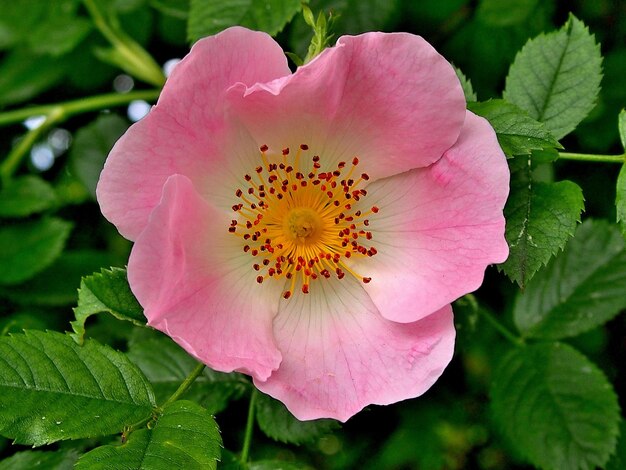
[0, 312, 52, 336]
[0, 50, 68, 106]
[491, 342, 620, 470]
[151, 0, 190, 19]
[71, 267, 145, 344]
[606, 420, 626, 470]
[28, 16, 92, 57]
[476, 0, 539, 27]
[0, 176, 58, 218]
[514, 220, 626, 339]
[0, 251, 113, 307]
[504, 14, 602, 140]
[619, 109, 626, 150]
[127, 331, 248, 413]
[616, 111, 626, 238]
[69, 115, 129, 198]
[500, 177, 584, 287]
[0, 330, 155, 446]
[187, 0, 301, 41]
[0, 217, 72, 285]
[0, 449, 79, 469]
[256, 392, 339, 445]
[453, 66, 477, 102]
[468, 99, 561, 158]
[75, 400, 221, 470]
[249, 462, 312, 470]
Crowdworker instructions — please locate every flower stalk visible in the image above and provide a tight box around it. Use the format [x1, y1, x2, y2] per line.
[557, 151, 625, 164]
[241, 388, 258, 464]
[161, 362, 206, 408]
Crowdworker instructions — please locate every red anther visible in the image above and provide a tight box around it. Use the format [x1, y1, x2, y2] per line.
[338, 161, 346, 168]
[283, 291, 292, 299]
[312, 155, 320, 162]
[313, 162, 321, 169]
[230, 220, 238, 226]
[327, 191, 334, 198]
[244, 174, 252, 181]
[352, 157, 359, 165]
[302, 284, 310, 294]
[360, 189, 367, 196]
[232, 204, 242, 211]
[347, 179, 354, 186]
[259, 191, 266, 198]
[300, 144, 309, 150]
[361, 173, 370, 180]
[253, 264, 260, 271]
[250, 204, 257, 210]
[363, 277, 372, 283]
[333, 170, 341, 177]
[279, 163, 285, 170]
[330, 181, 337, 189]
[282, 147, 290, 155]
[366, 232, 373, 240]
[268, 268, 276, 276]
[345, 193, 352, 199]
[286, 166, 293, 173]
[345, 204, 352, 210]
[301, 181, 307, 187]
[304, 269, 312, 276]
[352, 233, 358, 240]
[286, 272, 293, 279]
[336, 269, 345, 280]
[296, 172, 304, 180]
[251, 249, 258, 256]
[333, 201, 340, 206]
[260, 144, 269, 152]
[345, 216, 354, 222]
[292, 184, 298, 191]
[228, 227, 236, 233]
[268, 175, 277, 183]
[255, 166, 263, 173]
[311, 273, 318, 280]
[364, 219, 370, 226]
[277, 194, 283, 199]
[248, 188, 254, 195]
[263, 259, 270, 266]
[269, 187, 276, 194]
[355, 210, 361, 216]
[243, 234, 251, 240]
[345, 251, 352, 258]
[334, 218, 340, 224]
[256, 276, 264, 284]
[243, 245, 250, 252]
[246, 221, 253, 229]
[371, 206, 379, 213]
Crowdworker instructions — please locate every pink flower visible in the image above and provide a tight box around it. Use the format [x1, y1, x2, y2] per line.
[97, 27, 509, 421]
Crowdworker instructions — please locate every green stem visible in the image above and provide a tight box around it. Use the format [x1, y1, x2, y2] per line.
[82, 0, 165, 86]
[558, 151, 625, 164]
[478, 307, 525, 347]
[161, 362, 206, 408]
[241, 388, 258, 464]
[0, 89, 161, 127]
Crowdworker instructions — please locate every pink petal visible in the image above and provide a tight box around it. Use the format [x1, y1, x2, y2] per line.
[97, 27, 290, 240]
[352, 111, 509, 323]
[255, 277, 455, 422]
[128, 174, 283, 380]
[226, 32, 466, 181]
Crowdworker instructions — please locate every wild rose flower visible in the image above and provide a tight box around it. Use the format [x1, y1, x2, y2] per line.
[97, 27, 509, 421]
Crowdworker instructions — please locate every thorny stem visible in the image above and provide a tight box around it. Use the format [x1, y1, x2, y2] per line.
[558, 151, 625, 163]
[0, 89, 161, 183]
[241, 388, 258, 464]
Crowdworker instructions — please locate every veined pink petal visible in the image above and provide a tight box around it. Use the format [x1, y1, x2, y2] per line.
[352, 111, 509, 323]
[97, 27, 290, 240]
[128, 174, 283, 380]
[255, 276, 455, 422]
[226, 32, 466, 181]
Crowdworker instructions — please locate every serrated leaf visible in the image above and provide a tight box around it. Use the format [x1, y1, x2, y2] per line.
[491, 342, 620, 470]
[128, 332, 248, 413]
[0, 250, 113, 307]
[0, 176, 58, 218]
[256, 392, 339, 445]
[0, 330, 155, 446]
[69, 115, 129, 198]
[504, 14, 602, 140]
[150, 0, 189, 19]
[0, 312, 51, 336]
[75, 400, 221, 470]
[0, 449, 79, 469]
[28, 16, 92, 57]
[468, 99, 561, 157]
[71, 267, 145, 344]
[619, 109, 626, 150]
[0, 217, 72, 285]
[514, 220, 626, 339]
[606, 420, 626, 470]
[453, 66, 477, 102]
[187, 0, 301, 41]
[500, 176, 584, 287]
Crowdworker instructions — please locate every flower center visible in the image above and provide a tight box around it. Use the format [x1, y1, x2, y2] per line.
[229, 144, 379, 299]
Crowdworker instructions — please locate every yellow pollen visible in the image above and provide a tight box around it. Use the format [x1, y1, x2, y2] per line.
[229, 144, 379, 299]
